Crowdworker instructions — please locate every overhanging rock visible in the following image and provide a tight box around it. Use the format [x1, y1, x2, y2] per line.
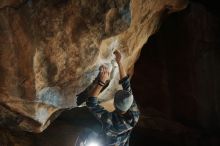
[0, 0, 188, 132]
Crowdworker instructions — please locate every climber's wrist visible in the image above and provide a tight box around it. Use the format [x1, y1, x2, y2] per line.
[97, 80, 105, 86]
[97, 81, 105, 86]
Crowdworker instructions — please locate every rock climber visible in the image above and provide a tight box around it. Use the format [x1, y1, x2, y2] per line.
[78, 50, 140, 146]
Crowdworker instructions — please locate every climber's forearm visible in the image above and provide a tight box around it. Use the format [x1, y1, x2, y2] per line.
[89, 65, 109, 98]
[89, 83, 103, 98]
[117, 61, 127, 79]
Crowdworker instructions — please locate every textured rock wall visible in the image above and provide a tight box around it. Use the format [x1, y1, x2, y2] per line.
[0, 0, 188, 133]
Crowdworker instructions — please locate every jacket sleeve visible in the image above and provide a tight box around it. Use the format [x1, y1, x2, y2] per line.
[119, 76, 132, 93]
[86, 96, 112, 126]
[119, 76, 140, 125]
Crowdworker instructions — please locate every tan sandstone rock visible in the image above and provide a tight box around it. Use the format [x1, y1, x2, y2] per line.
[0, 0, 188, 133]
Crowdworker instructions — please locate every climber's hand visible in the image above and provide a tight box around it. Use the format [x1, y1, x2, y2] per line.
[113, 50, 122, 63]
[99, 65, 110, 84]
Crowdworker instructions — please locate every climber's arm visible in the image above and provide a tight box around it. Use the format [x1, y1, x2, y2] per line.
[114, 50, 140, 124]
[114, 50, 127, 79]
[89, 65, 110, 98]
[89, 82, 103, 98]
[86, 66, 111, 123]
[114, 50, 131, 93]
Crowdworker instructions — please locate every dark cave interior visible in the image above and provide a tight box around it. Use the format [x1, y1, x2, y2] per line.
[130, 0, 220, 145]
[0, 0, 220, 146]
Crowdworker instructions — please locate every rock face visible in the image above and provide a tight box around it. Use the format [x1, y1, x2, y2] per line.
[0, 0, 188, 132]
